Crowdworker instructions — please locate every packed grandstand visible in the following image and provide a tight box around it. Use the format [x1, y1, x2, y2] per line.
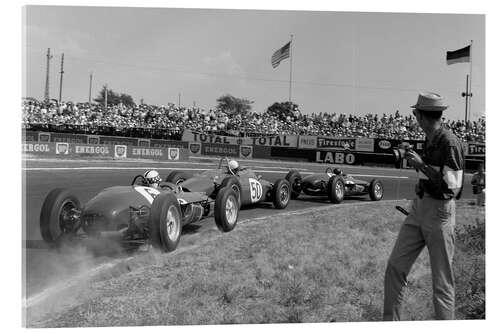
[22, 99, 485, 143]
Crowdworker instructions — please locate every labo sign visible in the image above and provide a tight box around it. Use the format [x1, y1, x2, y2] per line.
[315, 151, 356, 165]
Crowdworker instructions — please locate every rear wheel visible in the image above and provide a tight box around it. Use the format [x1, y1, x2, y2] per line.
[286, 170, 302, 199]
[327, 176, 345, 204]
[272, 179, 291, 209]
[369, 179, 384, 201]
[150, 192, 182, 252]
[214, 187, 239, 232]
[159, 181, 177, 191]
[40, 188, 81, 245]
[166, 171, 189, 185]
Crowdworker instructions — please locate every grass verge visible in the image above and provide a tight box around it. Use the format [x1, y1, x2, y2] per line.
[29, 200, 485, 327]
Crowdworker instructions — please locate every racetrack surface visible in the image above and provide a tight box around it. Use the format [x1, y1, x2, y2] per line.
[22, 157, 475, 300]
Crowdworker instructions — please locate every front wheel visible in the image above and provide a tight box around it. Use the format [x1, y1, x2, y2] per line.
[166, 171, 189, 185]
[272, 179, 291, 209]
[150, 192, 182, 252]
[327, 176, 345, 204]
[214, 187, 239, 232]
[220, 176, 242, 208]
[40, 188, 81, 245]
[369, 179, 384, 201]
[285, 170, 302, 199]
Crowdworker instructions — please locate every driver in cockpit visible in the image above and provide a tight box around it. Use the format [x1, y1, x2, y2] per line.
[330, 167, 355, 184]
[228, 159, 241, 174]
[143, 169, 162, 189]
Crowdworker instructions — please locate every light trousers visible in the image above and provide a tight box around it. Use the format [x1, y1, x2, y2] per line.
[383, 196, 456, 320]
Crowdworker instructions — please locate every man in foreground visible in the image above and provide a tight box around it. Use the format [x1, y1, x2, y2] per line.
[383, 92, 465, 320]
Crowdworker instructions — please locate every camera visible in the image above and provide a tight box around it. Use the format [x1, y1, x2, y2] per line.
[393, 142, 414, 163]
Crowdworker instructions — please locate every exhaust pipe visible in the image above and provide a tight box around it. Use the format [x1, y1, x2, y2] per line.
[98, 227, 128, 240]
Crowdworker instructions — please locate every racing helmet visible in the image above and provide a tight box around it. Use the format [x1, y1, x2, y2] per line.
[333, 168, 342, 175]
[228, 159, 240, 172]
[144, 169, 162, 187]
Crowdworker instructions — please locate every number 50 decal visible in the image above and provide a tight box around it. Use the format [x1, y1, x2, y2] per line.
[249, 178, 263, 203]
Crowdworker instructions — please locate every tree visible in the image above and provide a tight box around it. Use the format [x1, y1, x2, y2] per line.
[216, 94, 253, 115]
[265, 101, 300, 121]
[94, 86, 135, 107]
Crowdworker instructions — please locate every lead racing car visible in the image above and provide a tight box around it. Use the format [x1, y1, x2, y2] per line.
[285, 167, 384, 203]
[165, 158, 291, 210]
[40, 172, 240, 253]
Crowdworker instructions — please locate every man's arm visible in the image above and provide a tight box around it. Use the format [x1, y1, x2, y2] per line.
[406, 144, 464, 199]
[439, 144, 464, 198]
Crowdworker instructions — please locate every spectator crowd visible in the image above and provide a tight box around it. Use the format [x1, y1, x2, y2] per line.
[22, 99, 485, 142]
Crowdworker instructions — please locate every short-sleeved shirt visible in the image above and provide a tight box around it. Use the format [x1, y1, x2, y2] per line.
[417, 125, 465, 200]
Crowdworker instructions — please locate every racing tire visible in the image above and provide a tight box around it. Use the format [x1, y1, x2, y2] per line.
[159, 181, 177, 191]
[40, 188, 81, 245]
[368, 179, 384, 201]
[286, 170, 302, 199]
[327, 176, 345, 204]
[272, 179, 291, 209]
[214, 187, 239, 232]
[166, 171, 190, 185]
[220, 176, 242, 208]
[150, 192, 182, 252]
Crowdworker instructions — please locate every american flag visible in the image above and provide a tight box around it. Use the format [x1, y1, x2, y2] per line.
[271, 42, 291, 68]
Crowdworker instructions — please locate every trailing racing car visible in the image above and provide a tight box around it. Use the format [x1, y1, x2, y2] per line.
[165, 158, 291, 209]
[40, 173, 239, 252]
[285, 167, 383, 203]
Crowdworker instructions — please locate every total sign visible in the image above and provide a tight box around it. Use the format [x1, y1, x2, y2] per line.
[315, 151, 356, 165]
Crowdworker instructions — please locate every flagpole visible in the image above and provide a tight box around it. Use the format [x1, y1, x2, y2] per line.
[468, 40, 473, 123]
[289, 34, 293, 105]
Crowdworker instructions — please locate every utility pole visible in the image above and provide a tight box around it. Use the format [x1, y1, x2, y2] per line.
[104, 84, 108, 111]
[88, 73, 93, 104]
[461, 74, 472, 125]
[58, 53, 64, 103]
[44, 48, 53, 102]
[178, 93, 181, 108]
[289, 34, 293, 106]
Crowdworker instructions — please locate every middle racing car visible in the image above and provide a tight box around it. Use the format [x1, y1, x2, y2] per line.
[165, 158, 291, 209]
[285, 167, 384, 203]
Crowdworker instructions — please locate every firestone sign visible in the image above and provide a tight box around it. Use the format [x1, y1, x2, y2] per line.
[467, 142, 485, 156]
[317, 137, 356, 150]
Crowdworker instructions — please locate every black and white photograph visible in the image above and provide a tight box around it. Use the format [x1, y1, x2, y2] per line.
[12, 0, 493, 330]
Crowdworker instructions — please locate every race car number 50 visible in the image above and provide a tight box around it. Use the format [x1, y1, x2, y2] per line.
[249, 178, 263, 203]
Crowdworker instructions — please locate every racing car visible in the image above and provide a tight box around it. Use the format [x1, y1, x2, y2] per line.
[165, 158, 291, 210]
[40, 173, 239, 253]
[285, 167, 383, 203]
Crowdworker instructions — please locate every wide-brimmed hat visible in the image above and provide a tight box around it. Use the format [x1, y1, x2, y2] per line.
[411, 92, 448, 111]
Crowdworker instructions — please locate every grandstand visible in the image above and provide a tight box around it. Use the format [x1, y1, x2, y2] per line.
[22, 99, 485, 143]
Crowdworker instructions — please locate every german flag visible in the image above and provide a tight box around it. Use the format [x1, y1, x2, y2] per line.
[446, 45, 471, 65]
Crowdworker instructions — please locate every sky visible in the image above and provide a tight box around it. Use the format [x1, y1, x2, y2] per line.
[23, 6, 485, 121]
